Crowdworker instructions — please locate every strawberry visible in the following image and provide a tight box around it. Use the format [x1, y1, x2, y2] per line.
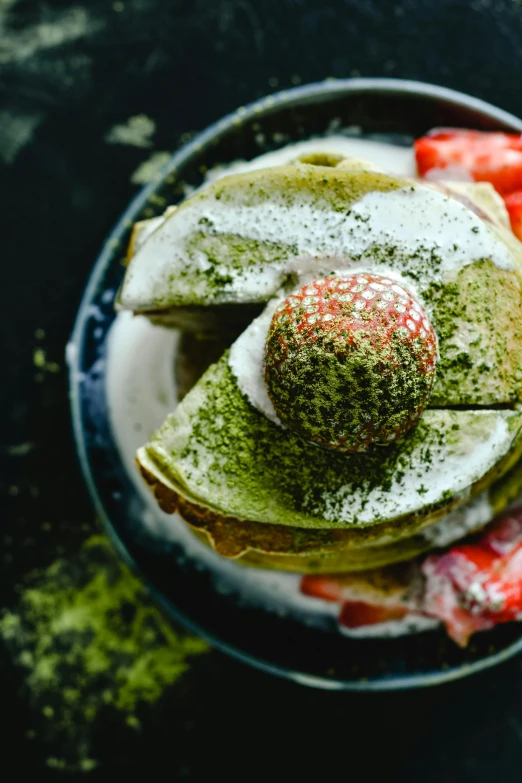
[264, 273, 438, 452]
[503, 190, 522, 241]
[414, 129, 522, 194]
[301, 568, 419, 630]
[301, 575, 347, 602]
[301, 565, 418, 604]
[300, 510, 522, 645]
[339, 601, 410, 629]
[422, 510, 522, 647]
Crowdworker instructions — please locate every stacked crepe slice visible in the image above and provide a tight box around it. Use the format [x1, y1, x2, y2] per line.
[118, 158, 522, 573]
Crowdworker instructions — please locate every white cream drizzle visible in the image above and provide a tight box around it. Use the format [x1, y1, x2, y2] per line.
[229, 298, 282, 425]
[420, 492, 493, 548]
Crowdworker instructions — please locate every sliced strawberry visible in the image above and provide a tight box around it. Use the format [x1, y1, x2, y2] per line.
[300, 511, 522, 646]
[300, 575, 347, 602]
[503, 191, 522, 241]
[422, 514, 522, 646]
[302, 576, 415, 630]
[414, 129, 522, 195]
[301, 566, 420, 632]
[339, 601, 410, 629]
[420, 559, 494, 647]
[301, 565, 418, 604]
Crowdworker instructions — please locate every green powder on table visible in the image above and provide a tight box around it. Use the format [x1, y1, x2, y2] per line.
[0, 533, 209, 770]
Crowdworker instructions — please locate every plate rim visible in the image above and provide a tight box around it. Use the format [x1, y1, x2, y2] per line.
[68, 76, 522, 690]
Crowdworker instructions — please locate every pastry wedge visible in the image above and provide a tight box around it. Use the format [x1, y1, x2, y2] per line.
[136, 350, 522, 572]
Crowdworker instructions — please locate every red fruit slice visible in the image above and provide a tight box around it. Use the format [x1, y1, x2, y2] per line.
[300, 575, 346, 603]
[422, 512, 522, 646]
[300, 510, 522, 646]
[503, 191, 522, 241]
[414, 129, 522, 195]
[339, 601, 410, 629]
[301, 566, 420, 631]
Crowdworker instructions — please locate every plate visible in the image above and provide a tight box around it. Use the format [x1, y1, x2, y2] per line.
[69, 78, 522, 690]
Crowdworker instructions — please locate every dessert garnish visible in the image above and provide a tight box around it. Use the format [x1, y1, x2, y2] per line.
[414, 128, 522, 239]
[414, 128, 522, 193]
[264, 273, 438, 452]
[422, 510, 522, 645]
[302, 509, 522, 646]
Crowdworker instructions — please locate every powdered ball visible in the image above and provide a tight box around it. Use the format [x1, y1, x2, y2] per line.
[264, 273, 438, 452]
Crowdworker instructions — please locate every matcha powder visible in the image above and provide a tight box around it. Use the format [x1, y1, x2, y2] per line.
[0, 533, 209, 771]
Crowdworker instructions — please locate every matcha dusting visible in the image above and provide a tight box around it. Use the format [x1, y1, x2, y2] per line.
[425, 259, 522, 405]
[0, 534, 208, 771]
[33, 347, 60, 374]
[146, 349, 521, 531]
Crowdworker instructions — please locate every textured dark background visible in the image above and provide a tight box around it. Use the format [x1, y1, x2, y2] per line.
[3, 0, 522, 779]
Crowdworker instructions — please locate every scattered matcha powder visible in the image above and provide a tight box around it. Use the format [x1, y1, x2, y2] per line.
[0, 533, 209, 771]
[33, 347, 60, 374]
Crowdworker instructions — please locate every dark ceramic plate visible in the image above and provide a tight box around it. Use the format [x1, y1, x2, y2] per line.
[69, 78, 522, 690]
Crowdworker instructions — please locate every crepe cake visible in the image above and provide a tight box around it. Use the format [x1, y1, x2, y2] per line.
[114, 154, 522, 578]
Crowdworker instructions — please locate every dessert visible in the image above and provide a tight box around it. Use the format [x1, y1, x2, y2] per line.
[114, 129, 522, 646]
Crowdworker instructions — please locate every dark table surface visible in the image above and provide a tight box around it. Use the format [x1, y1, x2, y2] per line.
[3, 0, 522, 778]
